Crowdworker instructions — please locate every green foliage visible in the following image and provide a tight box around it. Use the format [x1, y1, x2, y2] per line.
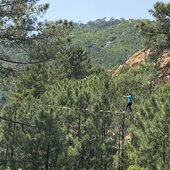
[61, 45, 92, 79]
[139, 2, 170, 49]
[24, 20, 73, 62]
[0, 0, 49, 77]
[127, 81, 170, 170]
[0, 62, 116, 169]
[0, 0, 49, 41]
[5, 167, 22, 170]
[0, 59, 157, 169]
[127, 165, 146, 170]
[0, 1, 73, 79]
[72, 19, 144, 68]
[0, 1, 169, 170]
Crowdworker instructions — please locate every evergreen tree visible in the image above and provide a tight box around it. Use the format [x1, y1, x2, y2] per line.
[140, 2, 170, 50]
[127, 82, 170, 170]
[0, 0, 49, 41]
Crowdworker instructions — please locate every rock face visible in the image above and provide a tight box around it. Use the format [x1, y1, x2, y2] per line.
[125, 49, 151, 67]
[157, 50, 170, 82]
[112, 48, 170, 82]
[112, 48, 152, 77]
[157, 50, 170, 71]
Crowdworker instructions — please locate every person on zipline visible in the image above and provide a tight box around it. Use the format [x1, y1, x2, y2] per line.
[123, 93, 133, 112]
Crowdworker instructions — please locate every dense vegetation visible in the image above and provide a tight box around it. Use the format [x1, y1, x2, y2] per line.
[72, 18, 144, 68]
[0, 1, 169, 170]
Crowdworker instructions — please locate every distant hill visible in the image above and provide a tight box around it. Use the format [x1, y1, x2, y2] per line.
[72, 18, 145, 69]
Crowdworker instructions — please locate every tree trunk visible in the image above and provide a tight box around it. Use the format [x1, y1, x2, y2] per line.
[119, 111, 125, 170]
[9, 112, 17, 170]
[45, 128, 51, 170]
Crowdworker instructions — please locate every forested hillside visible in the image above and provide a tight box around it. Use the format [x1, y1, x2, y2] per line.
[0, 1, 169, 170]
[72, 18, 144, 68]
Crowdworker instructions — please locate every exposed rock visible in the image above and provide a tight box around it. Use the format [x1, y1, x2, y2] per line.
[112, 48, 170, 82]
[157, 50, 170, 70]
[112, 48, 152, 77]
[125, 48, 151, 66]
[156, 50, 170, 82]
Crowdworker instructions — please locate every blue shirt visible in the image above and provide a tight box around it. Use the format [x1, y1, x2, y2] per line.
[127, 95, 133, 103]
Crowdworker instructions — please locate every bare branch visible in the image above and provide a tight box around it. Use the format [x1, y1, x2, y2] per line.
[0, 56, 50, 64]
[0, 115, 36, 127]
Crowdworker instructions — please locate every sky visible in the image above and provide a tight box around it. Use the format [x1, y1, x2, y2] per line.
[39, 0, 169, 23]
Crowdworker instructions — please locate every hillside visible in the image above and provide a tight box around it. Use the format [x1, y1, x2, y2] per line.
[0, 1, 170, 170]
[112, 48, 170, 82]
[72, 18, 144, 68]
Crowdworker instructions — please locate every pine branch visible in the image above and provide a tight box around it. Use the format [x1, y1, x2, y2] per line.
[0, 115, 36, 127]
[0, 56, 50, 64]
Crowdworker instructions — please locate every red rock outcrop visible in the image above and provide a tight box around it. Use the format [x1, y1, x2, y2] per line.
[112, 48, 152, 77]
[112, 48, 170, 82]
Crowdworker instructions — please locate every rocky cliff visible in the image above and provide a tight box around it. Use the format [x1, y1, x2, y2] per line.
[112, 48, 170, 82]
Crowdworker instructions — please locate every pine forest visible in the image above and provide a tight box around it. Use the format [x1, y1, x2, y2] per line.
[0, 1, 169, 170]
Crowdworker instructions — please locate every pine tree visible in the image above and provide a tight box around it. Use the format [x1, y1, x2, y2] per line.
[140, 2, 170, 50]
[127, 82, 170, 170]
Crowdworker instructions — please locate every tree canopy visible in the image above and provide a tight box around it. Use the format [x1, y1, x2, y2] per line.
[0, 1, 170, 170]
[140, 2, 170, 50]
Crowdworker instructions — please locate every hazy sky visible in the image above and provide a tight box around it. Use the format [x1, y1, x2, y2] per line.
[40, 0, 169, 23]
